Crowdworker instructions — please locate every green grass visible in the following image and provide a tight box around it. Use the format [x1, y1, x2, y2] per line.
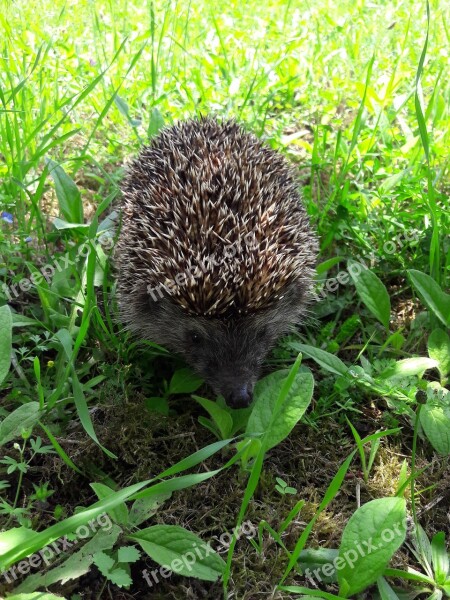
[0, 0, 449, 598]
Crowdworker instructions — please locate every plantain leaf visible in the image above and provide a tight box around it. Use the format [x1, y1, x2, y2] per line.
[130, 525, 225, 581]
[428, 328, 450, 379]
[0, 402, 41, 446]
[378, 357, 438, 380]
[408, 269, 450, 327]
[291, 343, 348, 377]
[420, 387, 450, 455]
[46, 158, 83, 224]
[169, 368, 203, 394]
[193, 396, 233, 439]
[348, 260, 391, 329]
[337, 497, 407, 596]
[247, 369, 313, 451]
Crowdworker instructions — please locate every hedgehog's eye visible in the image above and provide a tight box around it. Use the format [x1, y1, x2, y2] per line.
[188, 331, 202, 345]
[256, 326, 268, 341]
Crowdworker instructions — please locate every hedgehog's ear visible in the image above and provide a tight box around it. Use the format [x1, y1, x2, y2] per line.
[132, 282, 166, 313]
[133, 281, 179, 314]
[118, 281, 167, 331]
[261, 280, 311, 329]
[119, 284, 172, 344]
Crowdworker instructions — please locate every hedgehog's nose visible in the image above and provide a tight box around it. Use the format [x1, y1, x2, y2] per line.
[226, 385, 253, 409]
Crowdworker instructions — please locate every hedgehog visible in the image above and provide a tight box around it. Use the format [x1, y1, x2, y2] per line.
[115, 117, 318, 408]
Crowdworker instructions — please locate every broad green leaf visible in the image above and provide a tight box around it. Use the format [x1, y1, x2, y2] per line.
[254, 368, 288, 393]
[291, 343, 348, 376]
[1, 473, 221, 573]
[168, 368, 203, 395]
[348, 260, 391, 328]
[246, 370, 314, 450]
[378, 357, 438, 380]
[337, 497, 407, 596]
[0, 303, 12, 385]
[0, 402, 41, 446]
[276, 354, 304, 410]
[428, 329, 450, 379]
[228, 404, 253, 435]
[420, 396, 450, 455]
[46, 158, 83, 224]
[130, 525, 225, 581]
[408, 269, 450, 327]
[193, 396, 233, 439]
[431, 532, 449, 584]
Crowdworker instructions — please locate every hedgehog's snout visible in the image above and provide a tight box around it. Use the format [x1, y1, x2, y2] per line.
[226, 383, 254, 409]
[209, 370, 257, 409]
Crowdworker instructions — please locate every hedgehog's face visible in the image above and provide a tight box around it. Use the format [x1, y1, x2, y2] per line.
[121, 283, 306, 408]
[180, 316, 277, 408]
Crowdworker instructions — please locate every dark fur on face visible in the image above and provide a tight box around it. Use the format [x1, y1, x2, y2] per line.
[119, 281, 309, 408]
[115, 117, 318, 407]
